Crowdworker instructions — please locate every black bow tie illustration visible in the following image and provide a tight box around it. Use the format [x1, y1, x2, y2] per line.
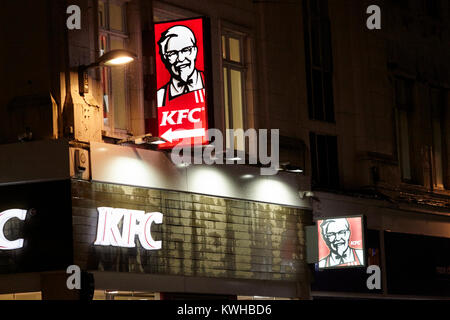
[334, 253, 347, 264]
[177, 79, 194, 92]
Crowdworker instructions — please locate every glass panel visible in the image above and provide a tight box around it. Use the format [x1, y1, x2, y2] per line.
[395, 78, 413, 110]
[230, 69, 244, 130]
[311, 19, 321, 68]
[222, 36, 227, 59]
[111, 66, 127, 129]
[310, 0, 320, 15]
[321, 19, 332, 71]
[94, 290, 107, 300]
[0, 292, 42, 300]
[93, 290, 156, 300]
[230, 69, 244, 150]
[319, 0, 329, 17]
[395, 79, 405, 106]
[327, 135, 339, 188]
[223, 67, 230, 130]
[433, 118, 444, 188]
[425, 0, 439, 17]
[430, 88, 443, 117]
[98, 0, 106, 29]
[101, 66, 110, 126]
[111, 38, 127, 130]
[14, 292, 42, 300]
[323, 71, 334, 122]
[398, 110, 412, 180]
[224, 67, 230, 149]
[100, 35, 109, 126]
[229, 37, 241, 62]
[312, 69, 324, 120]
[110, 37, 123, 51]
[309, 132, 318, 184]
[317, 134, 329, 186]
[109, 2, 124, 32]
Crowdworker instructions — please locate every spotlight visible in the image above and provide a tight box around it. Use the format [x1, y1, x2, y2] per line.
[78, 49, 137, 96]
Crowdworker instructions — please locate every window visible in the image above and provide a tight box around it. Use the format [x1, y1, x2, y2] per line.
[424, 0, 439, 18]
[430, 87, 446, 189]
[303, 0, 334, 122]
[309, 132, 339, 189]
[394, 77, 414, 182]
[393, 0, 409, 9]
[222, 32, 246, 150]
[98, 0, 129, 134]
[0, 292, 42, 300]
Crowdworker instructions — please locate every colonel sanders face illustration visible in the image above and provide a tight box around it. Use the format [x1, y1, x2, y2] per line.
[158, 25, 198, 83]
[320, 218, 351, 256]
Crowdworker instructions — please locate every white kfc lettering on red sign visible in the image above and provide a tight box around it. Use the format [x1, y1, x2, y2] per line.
[94, 207, 163, 250]
[160, 108, 202, 126]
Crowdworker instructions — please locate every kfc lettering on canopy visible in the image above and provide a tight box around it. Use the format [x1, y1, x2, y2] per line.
[155, 17, 210, 148]
[0, 209, 27, 250]
[94, 207, 163, 250]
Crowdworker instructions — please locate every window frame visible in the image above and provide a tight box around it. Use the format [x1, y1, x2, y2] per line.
[98, 0, 131, 136]
[221, 30, 247, 131]
[429, 86, 447, 190]
[423, 0, 440, 19]
[309, 131, 339, 189]
[303, 0, 335, 123]
[221, 29, 248, 150]
[394, 77, 416, 184]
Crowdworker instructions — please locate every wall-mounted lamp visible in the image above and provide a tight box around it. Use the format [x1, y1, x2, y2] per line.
[78, 49, 137, 96]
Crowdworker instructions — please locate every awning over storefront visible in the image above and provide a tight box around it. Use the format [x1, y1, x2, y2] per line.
[0, 140, 311, 209]
[90, 142, 311, 209]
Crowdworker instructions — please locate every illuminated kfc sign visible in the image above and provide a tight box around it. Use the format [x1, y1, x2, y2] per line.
[0, 209, 26, 250]
[154, 17, 211, 148]
[94, 207, 163, 250]
[317, 216, 366, 269]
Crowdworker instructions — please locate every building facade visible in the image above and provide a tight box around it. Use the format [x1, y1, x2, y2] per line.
[0, 0, 312, 300]
[305, 0, 450, 298]
[0, 0, 448, 300]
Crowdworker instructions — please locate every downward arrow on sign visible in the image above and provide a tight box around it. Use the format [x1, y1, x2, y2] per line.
[161, 128, 206, 143]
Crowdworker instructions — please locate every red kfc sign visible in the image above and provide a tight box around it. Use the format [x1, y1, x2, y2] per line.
[317, 216, 366, 269]
[155, 17, 210, 149]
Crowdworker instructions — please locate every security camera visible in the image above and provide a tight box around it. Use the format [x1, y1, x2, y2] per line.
[18, 129, 33, 142]
[299, 191, 315, 199]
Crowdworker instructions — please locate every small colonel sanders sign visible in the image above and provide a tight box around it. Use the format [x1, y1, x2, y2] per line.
[155, 18, 210, 149]
[317, 216, 366, 269]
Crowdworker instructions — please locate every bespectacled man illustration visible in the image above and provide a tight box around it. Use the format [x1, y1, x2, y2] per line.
[157, 25, 205, 107]
[318, 218, 364, 268]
